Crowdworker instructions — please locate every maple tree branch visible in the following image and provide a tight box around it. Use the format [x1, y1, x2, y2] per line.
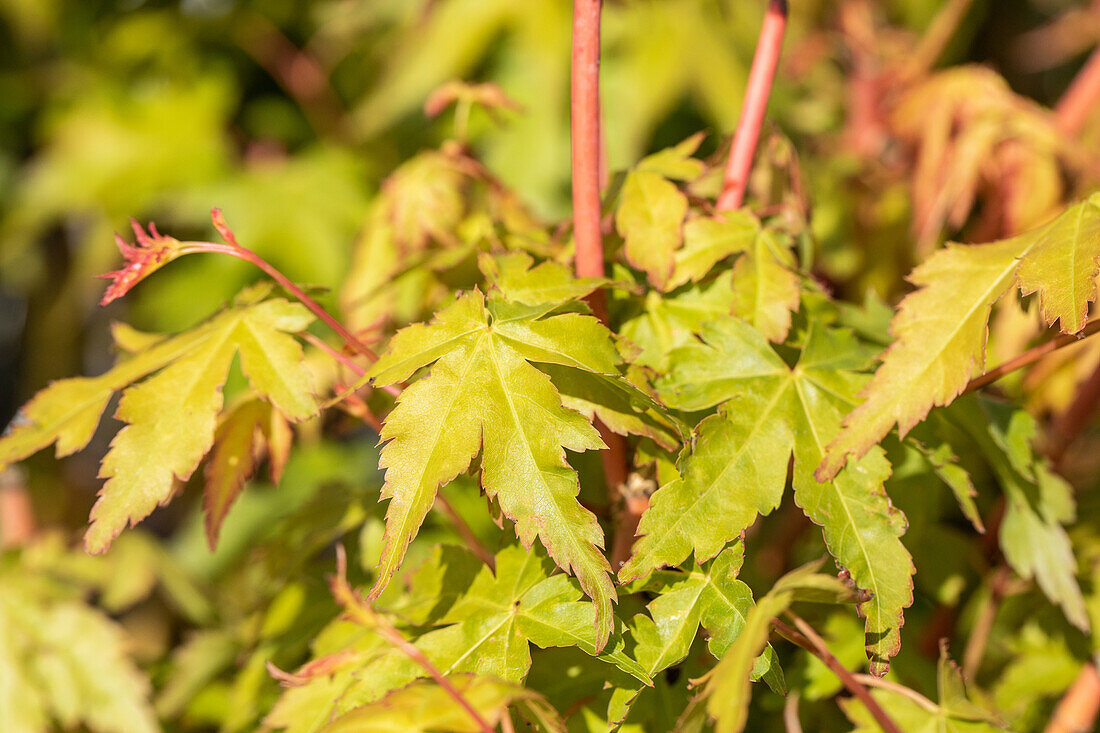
[1044, 660, 1100, 733]
[851, 674, 938, 714]
[571, 0, 604, 285]
[717, 0, 788, 212]
[962, 319, 1100, 396]
[1056, 46, 1100, 135]
[330, 546, 495, 733]
[773, 614, 904, 733]
[571, 0, 634, 568]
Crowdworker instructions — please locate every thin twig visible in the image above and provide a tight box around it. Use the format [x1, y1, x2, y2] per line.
[303, 333, 366, 377]
[962, 319, 1100, 396]
[962, 566, 1012, 679]
[1056, 46, 1100, 135]
[774, 615, 904, 733]
[783, 690, 803, 733]
[435, 493, 496, 571]
[851, 674, 939, 714]
[208, 209, 402, 399]
[1044, 660, 1100, 733]
[330, 546, 495, 733]
[1047, 352, 1100, 467]
[234, 12, 348, 141]
[717, 0, 789, 212]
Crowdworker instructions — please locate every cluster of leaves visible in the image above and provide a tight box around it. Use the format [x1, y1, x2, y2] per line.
[5, 116, 1100, 729]
[5, 2, 1100, 732]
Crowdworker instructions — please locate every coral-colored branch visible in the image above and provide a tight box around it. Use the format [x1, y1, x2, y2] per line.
[330, 546, 495, 733]
[571, 0, 634, 569]
[963, 319, 1100, 396]
[1056, 46, 1100, 135]
[717, 0, 789, 212]
[774, 614, 904, 733]
[571, 0, 604, 283]
[1045, 661, 1100, 733]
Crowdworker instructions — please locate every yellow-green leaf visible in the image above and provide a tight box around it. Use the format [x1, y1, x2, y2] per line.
[820, 194, 1100, 480]
[616, 170, 688, 290]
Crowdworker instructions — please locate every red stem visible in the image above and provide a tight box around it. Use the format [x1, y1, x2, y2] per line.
[571, 0, 634, 570]
[207, 209, 400, 398]
[717, 0, 789, 212]
[1056, 46, 1100, 135]
[571, 0, 606, 284]
[962, 319, 1100, 396]
[774, 614, 904, 733]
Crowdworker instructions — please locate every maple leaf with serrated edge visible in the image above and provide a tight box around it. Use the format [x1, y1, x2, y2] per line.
[626, 317, 912, 675]
[479, 251, 605, 306]
[668, 214, 800, 342]
[617, 170, 688, 290]
[608, 544, 783, 725]
[76, 290, 318, 553]
[271, 545, 649, 727]
[942, 397, 1088, 630]
[819, 194, 1100, 481]
[367, 289, 629, 649]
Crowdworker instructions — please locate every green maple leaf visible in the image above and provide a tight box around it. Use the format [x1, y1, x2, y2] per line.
[620, 270, 737, 370]
[841, 643, 1006, 732]
[479, 251, 604, 306]
[203, 398, 292, 549]
[367, 289, 651, 648]
[0, 286, 318, 554]
[819, 194, 1100, 481]
[269, 545, 648, 731]
[669, 213, 800, 342]
[86, 293, 317, 553]
[609, 544, 783, 725]
[625, 317, 913, 674]
[617, 169, 689, 290]
[699, 562, 856, 733]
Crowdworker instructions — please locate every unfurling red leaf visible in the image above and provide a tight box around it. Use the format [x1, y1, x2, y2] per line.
[367, 289, 656, 649]
[629, 318, 912, 673]
[819, 194, 1100, 481]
